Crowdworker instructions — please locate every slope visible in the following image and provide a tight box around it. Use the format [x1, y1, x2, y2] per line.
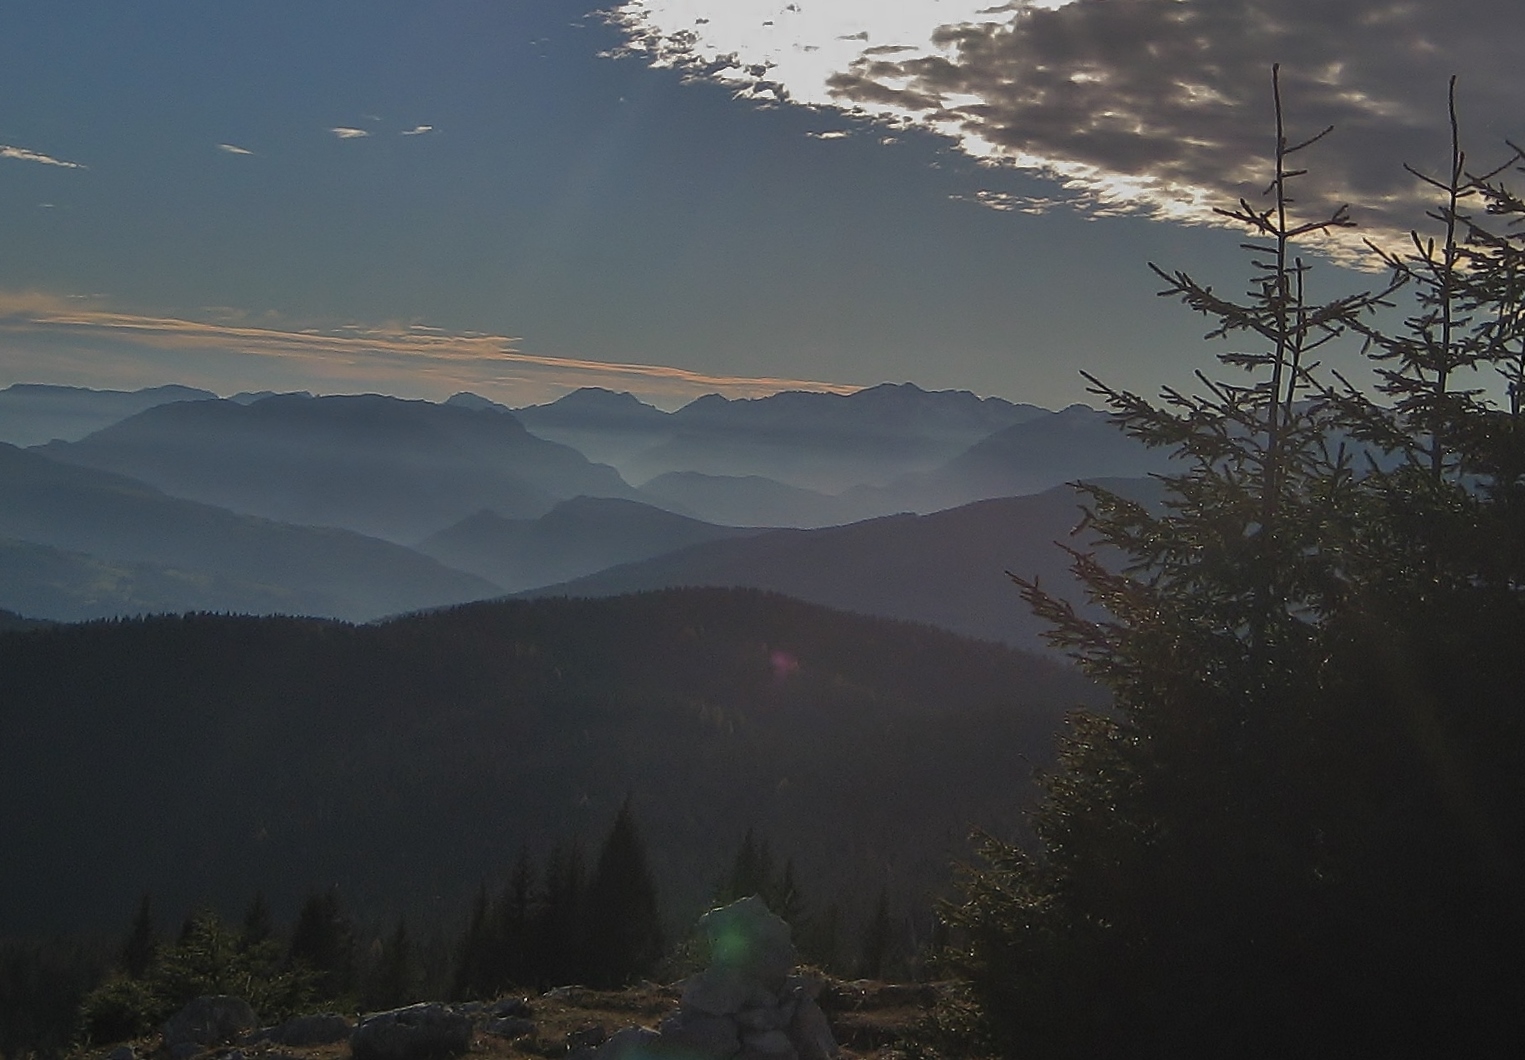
[0, 589, 1099, 938]
[0, 443, 499, 621]
[524, 481, 1162, 655]
[415, 496, 764, 592]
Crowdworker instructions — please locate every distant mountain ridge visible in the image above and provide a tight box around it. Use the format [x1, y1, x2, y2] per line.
[0, 382, 217, 446]
[515, 382, 1046, 493]
[522, 480, 1163, 655]
[37, 393, 638, 542]
[415, 496, 765, 592]
[0, 443, 499, 621]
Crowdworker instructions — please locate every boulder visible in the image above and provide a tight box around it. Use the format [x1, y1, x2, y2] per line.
[699, 897, 794, 990]
[162, 996, 259, 1049]
[787, 999, 838, 1060]
[250, 1012, 352, 1046]
[350, 1003, 473, 1060]
[741, 1029, 795, 1055]
[657, 1011, 740, 1058]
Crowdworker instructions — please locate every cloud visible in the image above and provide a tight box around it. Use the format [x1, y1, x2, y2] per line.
[0, 292, 861, 407]
[217, 143, 255, 155]
[806, 129, 851, 140]
[400, 125, 435, 136]
[610, 0, 1525, 258]
[0, 144, 85, 169]
[330, 127, 370, 139]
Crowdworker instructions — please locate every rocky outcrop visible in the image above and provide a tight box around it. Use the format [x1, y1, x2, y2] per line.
[162, 996, 259, 1051]
[594, 896, 839, 1060]
[247, 1011, 353, 1046]
[350, 1003, 473, 1060]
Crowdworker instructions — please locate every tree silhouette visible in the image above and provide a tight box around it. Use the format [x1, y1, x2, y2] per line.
[584, 798, 663, 988]
[939, 68, 1525, 1058]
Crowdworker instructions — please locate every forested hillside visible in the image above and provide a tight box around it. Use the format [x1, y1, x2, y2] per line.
[0, 589, 1096, 941]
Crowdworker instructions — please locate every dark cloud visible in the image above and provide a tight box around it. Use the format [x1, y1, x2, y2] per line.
[821, 0, 1524, 254]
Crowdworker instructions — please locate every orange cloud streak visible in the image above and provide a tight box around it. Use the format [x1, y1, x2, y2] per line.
[0, 293, 861, 404]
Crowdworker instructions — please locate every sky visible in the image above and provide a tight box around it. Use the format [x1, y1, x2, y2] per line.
[0, 0, 1519, 410]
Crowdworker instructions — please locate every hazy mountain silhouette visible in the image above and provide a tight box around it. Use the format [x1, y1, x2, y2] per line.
[515, 383, 1044, 494]
[522, 480, 1162, 655]
[0, 535, 330, 621]
[836, 404, 1175, 518]
[0, 443, 498, 621]
[415, 495, 765, 592]
[0, 382, 217, 446]
[636, 471, 847, 528]
[38, 393, 638, 542]
[510, 387, 674, 467]
[0, 589, 1099, 937]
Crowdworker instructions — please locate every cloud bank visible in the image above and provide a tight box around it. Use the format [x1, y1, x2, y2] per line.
[0, 293, 859, 407]
[611, 0, 1525, 256]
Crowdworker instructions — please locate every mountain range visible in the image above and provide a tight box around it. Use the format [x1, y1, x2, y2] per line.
[37, 392, 637, 543]
[0, 382, 218, 447]
[0, 381, 1166, 642]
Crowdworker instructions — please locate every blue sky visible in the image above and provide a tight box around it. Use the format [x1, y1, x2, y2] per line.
[0, 1, 1515, 409]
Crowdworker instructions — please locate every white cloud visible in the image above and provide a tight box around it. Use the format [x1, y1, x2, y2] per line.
[0, 144, 86, 169]
[218, 143, 255, 155]
[330, 127, 370, 139]
[610, 0, 1525, 257]
[806, 129, 851, 140]
[400, 125, 435, 136]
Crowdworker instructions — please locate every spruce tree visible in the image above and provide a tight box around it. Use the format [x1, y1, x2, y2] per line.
[121, 895, 157, 979]
[584, 799, 663, 988]
[289, 888, 355, 1000]
[937, 68, 1525, 1057]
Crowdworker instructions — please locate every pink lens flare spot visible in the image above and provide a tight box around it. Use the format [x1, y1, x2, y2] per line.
[770, 649, 800, 682]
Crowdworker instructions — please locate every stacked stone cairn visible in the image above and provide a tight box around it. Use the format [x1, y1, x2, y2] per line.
[594, 896, 838, 1060]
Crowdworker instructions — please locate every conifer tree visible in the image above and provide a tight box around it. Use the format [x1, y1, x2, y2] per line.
[289, 888, 355, 1000]
[859, 888, 893, 981]
[584, 798, 663, 988]
[239, 892, 274, 951]
[365, 918, 417, 1011]
[937, 68, 1525, 1057]
[121, 895, 157, 979]
[531, 841, 586, 989]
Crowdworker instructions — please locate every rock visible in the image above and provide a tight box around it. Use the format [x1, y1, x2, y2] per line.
[594, 1026, 661, 1060]
[350, 1003, 473, 1060]
[736, 1002, 792, 1033]
[657, 1012, 740, 1058]
[104, 1047, 135, 1060]
[490, 997, 533, 1018]
[741, 1029, 794, 1055]
[163, 996, 259, 1049]
[566, 1024, 607, 1050]
[681, 967, 753, 1016]
[483, 1017, 535, 1039]
[699, 897, 795, 990]
[780, 976, 821, 1002]
[786, 999, 838, 1060]
[249, 1012, 352, 1046]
